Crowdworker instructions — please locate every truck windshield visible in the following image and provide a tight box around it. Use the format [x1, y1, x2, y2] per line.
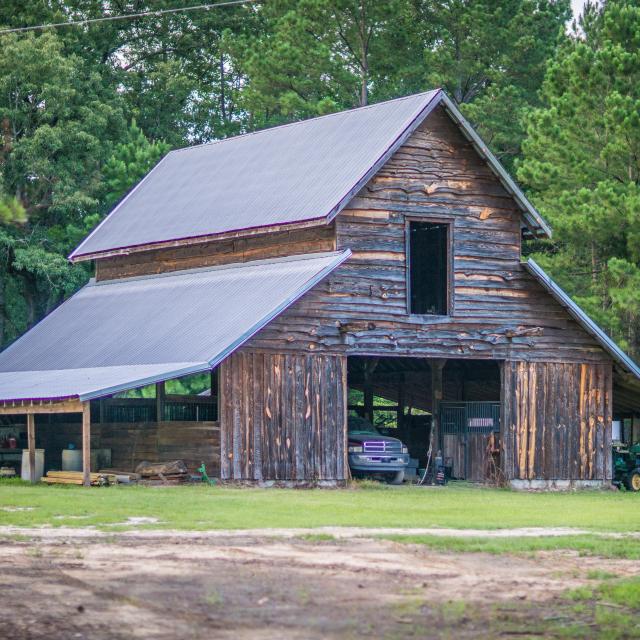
[347, 415, 381, 435]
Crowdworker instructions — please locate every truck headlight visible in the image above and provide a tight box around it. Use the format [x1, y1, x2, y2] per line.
[348, 445, 363, 453]
[402, 446, 408, 454]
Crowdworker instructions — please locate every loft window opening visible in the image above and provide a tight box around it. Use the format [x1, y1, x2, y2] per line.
[408, 221, 449, 315]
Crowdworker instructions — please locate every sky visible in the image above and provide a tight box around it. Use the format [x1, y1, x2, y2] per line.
[572, 0, 589, 19]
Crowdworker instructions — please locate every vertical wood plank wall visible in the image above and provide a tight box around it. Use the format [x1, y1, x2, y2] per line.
[219, 350, 347, 481]
[502, 361, 613, 481]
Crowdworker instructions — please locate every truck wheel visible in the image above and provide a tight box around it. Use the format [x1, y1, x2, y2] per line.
[388, 470, 405, 485]
[629, 472, 640, 492]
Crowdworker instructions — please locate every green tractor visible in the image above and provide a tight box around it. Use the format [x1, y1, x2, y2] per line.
[612, 442, 640, 492]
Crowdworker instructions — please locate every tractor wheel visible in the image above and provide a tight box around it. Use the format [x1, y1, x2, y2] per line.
[629, 471, 640, 492]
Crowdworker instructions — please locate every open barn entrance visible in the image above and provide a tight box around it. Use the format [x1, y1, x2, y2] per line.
[347, 357, 501, 482]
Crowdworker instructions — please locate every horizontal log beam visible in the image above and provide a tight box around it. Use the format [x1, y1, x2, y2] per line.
[0, 398, 84, 415]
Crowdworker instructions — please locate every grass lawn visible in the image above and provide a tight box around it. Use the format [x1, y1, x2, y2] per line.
[383, 534, 640, 559]
[0, 479, 639, 532]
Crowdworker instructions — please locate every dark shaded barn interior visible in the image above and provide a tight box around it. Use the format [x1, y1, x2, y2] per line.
[347, 357, 501, 480]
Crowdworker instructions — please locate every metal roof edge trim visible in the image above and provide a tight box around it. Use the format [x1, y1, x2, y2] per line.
[207, 248, 352, 371]
[68, 151, 175, 262]
[326, 89, 442, 224]
[524, 258, 640, 379]
[439, 93, 552, 240]
[78, 362, 211, 401]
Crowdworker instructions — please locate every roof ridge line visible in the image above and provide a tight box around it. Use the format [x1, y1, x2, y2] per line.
[169, 90, 440, 155]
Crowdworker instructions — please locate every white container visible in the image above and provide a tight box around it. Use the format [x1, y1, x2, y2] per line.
[21, 449, 44, 482]
[612, 420, 622, 442]
[62, 449, 83, 472]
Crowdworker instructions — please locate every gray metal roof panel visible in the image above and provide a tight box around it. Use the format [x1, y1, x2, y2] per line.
[0, 363, 208, 403]
[71, 91, 441, 259]
[0, 250, 350, 401]
[70, 90, 551, 261]
[524, 258, 640, 379]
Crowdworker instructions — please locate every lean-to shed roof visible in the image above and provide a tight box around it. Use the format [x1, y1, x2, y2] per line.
[0, 251, 350, 402]
[70, 90, 550, 261]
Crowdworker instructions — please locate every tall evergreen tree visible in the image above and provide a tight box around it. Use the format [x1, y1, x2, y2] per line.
[519, 0, 640, 356]
[0, 31, 125, 345]
[237, 0, 569, 166]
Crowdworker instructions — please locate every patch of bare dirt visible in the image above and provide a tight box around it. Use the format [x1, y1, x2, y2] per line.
[0, 533, 638, 640]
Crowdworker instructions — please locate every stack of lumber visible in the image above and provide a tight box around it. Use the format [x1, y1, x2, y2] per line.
[0, 466, 16, 477]
[135, 460, 189, 485]
[98, 469, 141, 484]
[41, 470, 117, 486]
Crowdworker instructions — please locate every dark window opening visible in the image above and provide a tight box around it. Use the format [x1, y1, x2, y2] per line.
[409, 221, 449, 315]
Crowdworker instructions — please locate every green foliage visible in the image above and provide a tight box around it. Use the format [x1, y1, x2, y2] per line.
[0, 30, 125, 345]
[240, 0, 569, 166]
[103, 120, 170, 208]
[519, 0, 640, 357]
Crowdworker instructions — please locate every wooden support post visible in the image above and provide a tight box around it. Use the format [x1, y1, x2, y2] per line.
[397, 376, 405, 431]
[210, 369, 217, 398]
[430, 359, 446, 454]
[82, 402, 91, 487]
[156, 381, 165, 423]
[363, 358, 379, 423]
[27, 413, 36, 483]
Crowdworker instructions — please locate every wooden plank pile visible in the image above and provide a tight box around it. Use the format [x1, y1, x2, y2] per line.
[98, 469, 141, 484]
[41, 470, 117, 486]
[135, 460, 190, 485]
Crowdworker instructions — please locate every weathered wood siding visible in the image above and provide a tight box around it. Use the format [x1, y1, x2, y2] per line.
[501, 361, 613, 481]
[219, 350, 347, 481]
[38, 420, 220, 475]
[95, 224, 336, 281]
[245, 107, 608, 364]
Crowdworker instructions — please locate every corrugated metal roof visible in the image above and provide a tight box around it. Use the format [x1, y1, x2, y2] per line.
[524, 258, 640, 379]
[0, 250, 350, 402]
[70, 90, 550, 261]
[71, 91, 440, 260]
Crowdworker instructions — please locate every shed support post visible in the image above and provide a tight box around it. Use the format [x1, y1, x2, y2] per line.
[430, 359, 446, 454]
[156, 381, 165, 423]
[82, 402, 91, 487]
[27, 413, 35, 483]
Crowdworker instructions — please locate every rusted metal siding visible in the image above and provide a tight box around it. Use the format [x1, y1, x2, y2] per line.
[501, 361, 613, 481]
[219, 350, 347, 481]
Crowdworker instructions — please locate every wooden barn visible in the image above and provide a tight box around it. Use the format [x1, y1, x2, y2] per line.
[1, 89, 639, 489]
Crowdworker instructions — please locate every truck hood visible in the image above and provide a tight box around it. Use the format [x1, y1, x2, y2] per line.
[348, 432, 402, 445]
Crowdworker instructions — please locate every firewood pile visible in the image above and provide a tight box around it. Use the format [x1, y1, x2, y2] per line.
[135, 460, 190, 485]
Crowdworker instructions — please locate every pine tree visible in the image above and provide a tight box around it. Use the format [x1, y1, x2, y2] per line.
[103, 120, 170, 209]
[518, 0, 640, 356]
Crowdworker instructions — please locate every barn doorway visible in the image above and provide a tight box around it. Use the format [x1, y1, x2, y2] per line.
[346, 357, 502, 482]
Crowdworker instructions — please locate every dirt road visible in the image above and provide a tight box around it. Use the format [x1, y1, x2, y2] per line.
[1, 530, 638, 639]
